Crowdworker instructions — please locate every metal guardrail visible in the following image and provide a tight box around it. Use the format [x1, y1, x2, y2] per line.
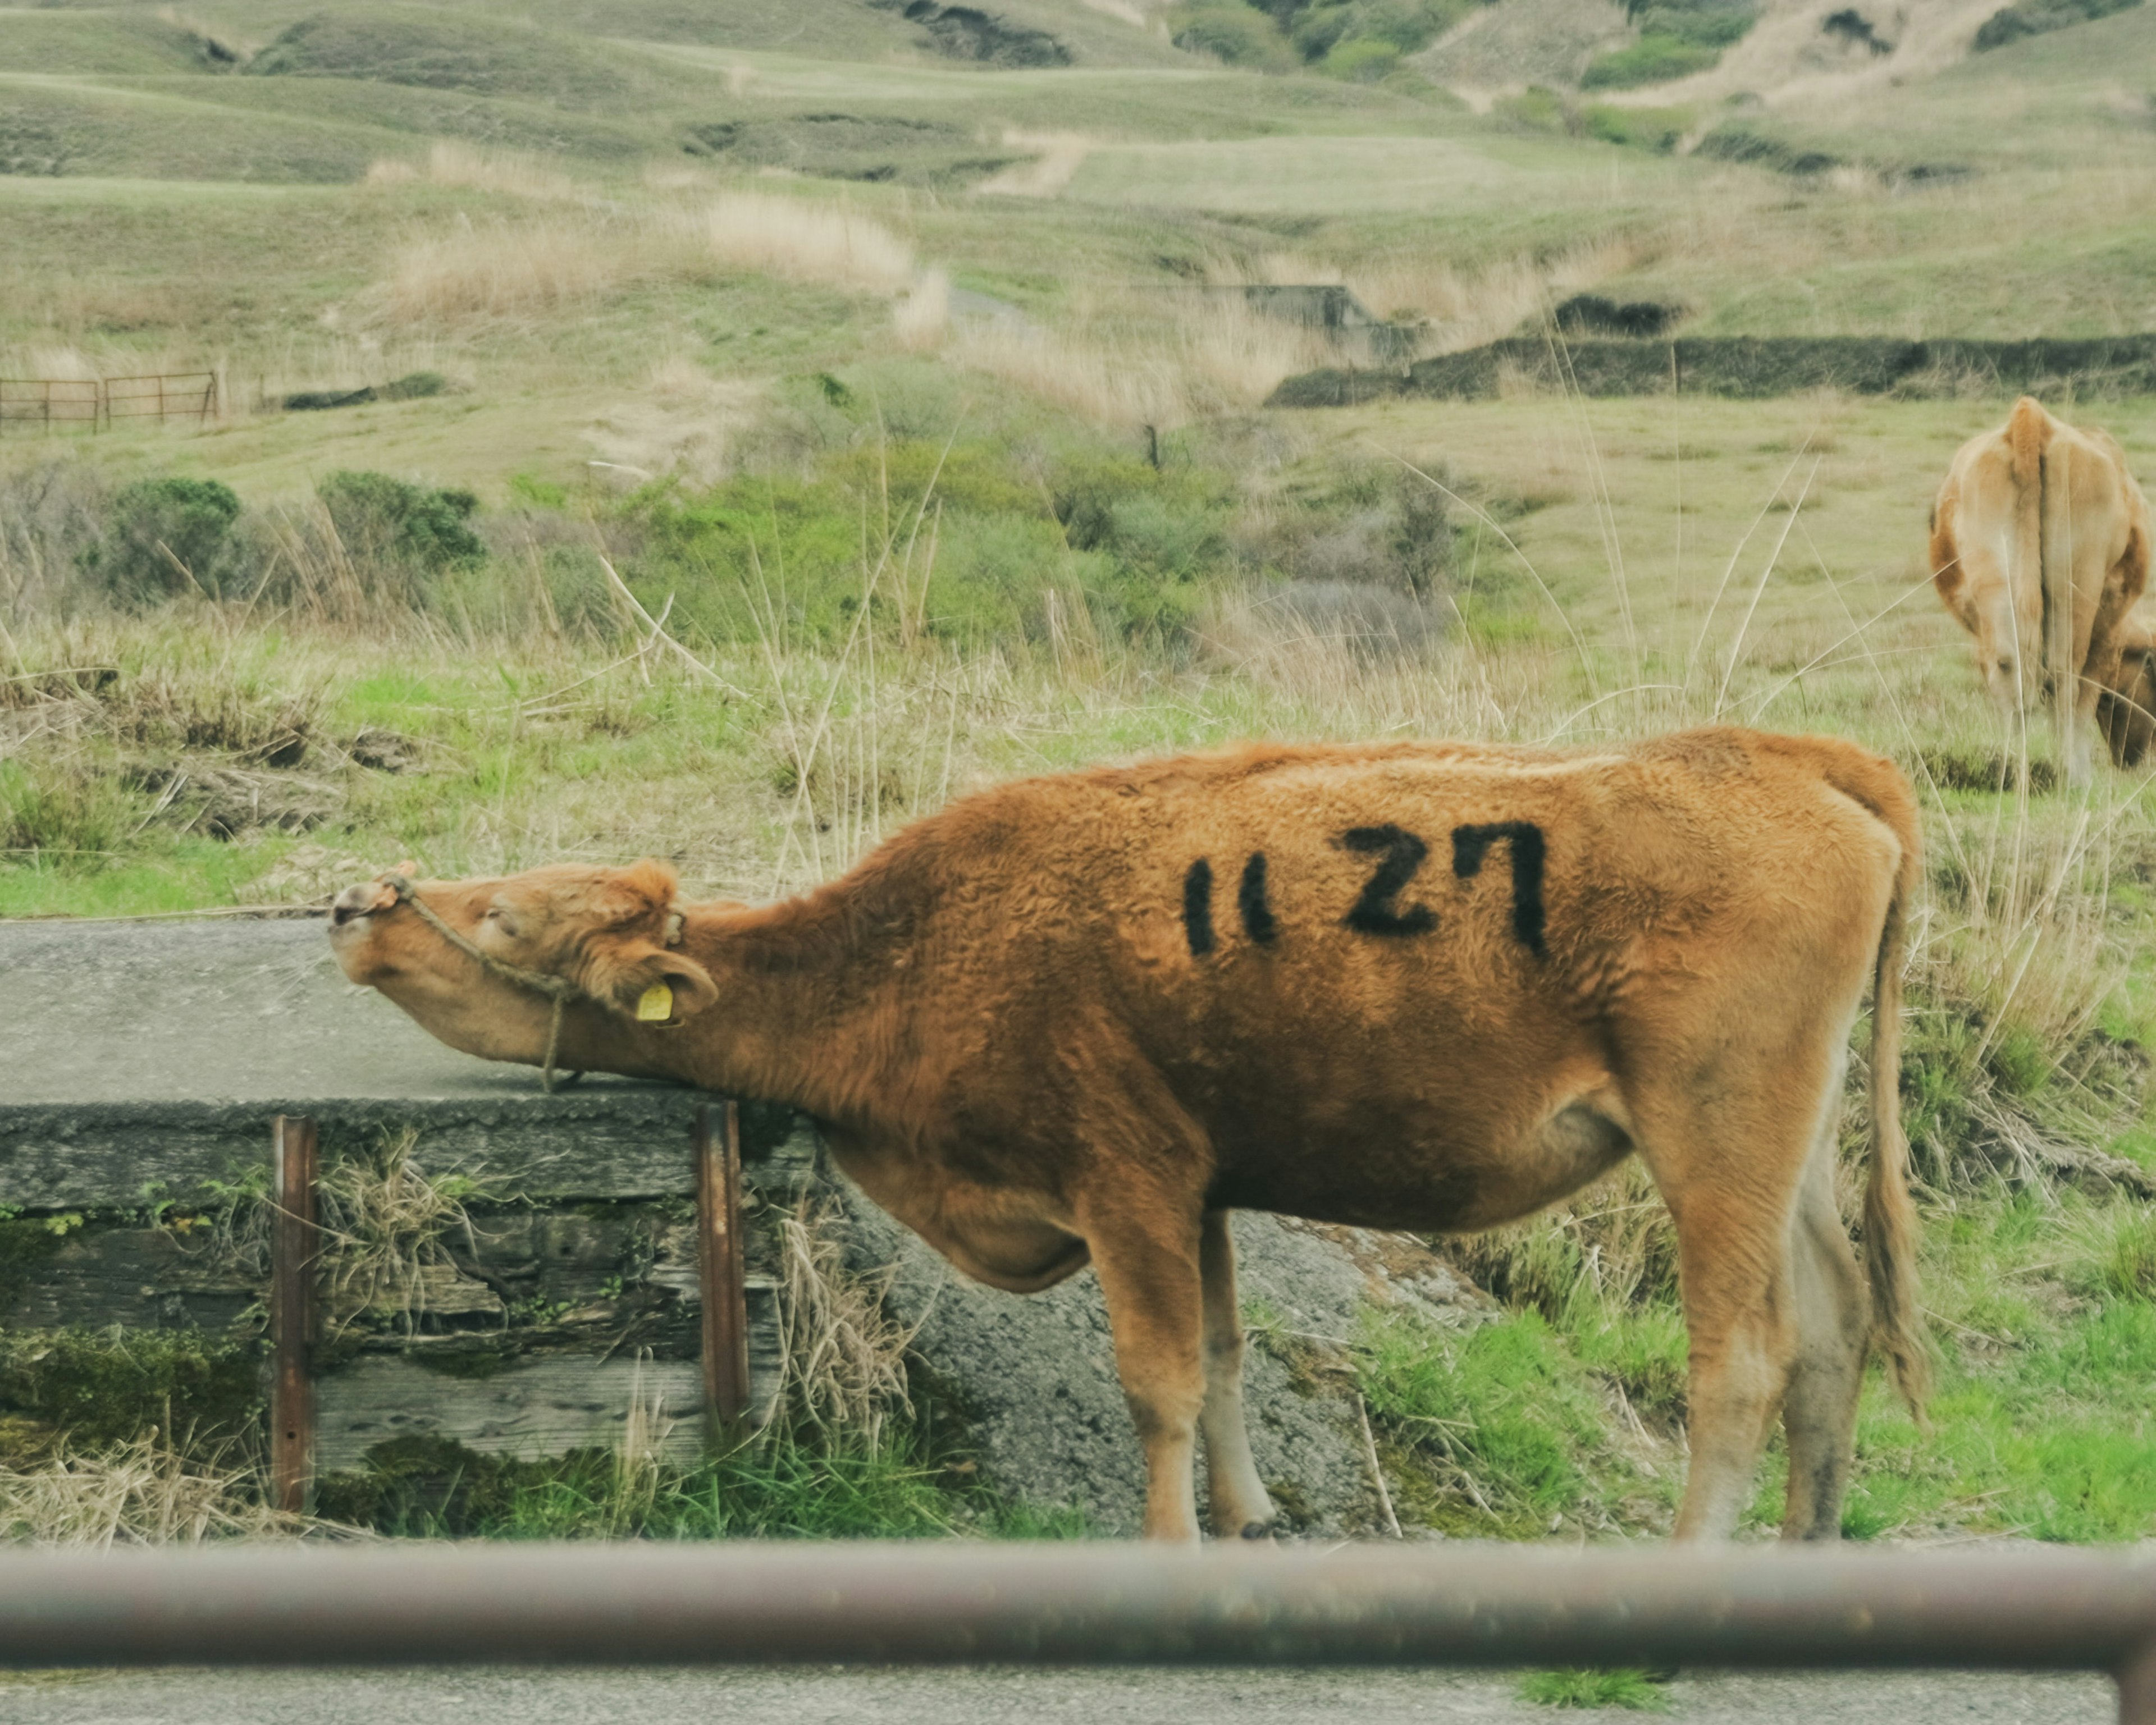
[0, 1544, 2150, 1719]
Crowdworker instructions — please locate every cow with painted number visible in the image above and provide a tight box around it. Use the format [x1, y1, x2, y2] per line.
[328, 727, 1928, 1544]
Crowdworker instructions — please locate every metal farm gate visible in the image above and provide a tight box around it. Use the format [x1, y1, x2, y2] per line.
[0, 372, 217, 434]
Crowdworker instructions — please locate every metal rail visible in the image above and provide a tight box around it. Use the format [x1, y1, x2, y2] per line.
[0, 1544, 2150, 1718]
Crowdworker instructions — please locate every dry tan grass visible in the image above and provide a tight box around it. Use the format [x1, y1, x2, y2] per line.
[0, 1434, 308, 1546]
[893, 269, 951, 353]
[775, 1197, 916, 1451]
[377, 193, 920, 326]
[1347, 232, 1659, 341]
[949, 292, 1335, 431]
[366, 140, 581, 202]
[677, 191, 916, 295]
[317, 1129, 491, 1335]
[378, 216, 663, 323]
[586, 358, 768, 487]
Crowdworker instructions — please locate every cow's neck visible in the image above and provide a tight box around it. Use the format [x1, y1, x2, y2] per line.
[594, 884, 903, 1128]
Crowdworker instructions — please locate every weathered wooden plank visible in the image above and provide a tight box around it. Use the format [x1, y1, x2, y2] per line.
[314, 1291, 783, 1470]
[0, 1102, 824, 1211]
[0, 1226, 257, 1333]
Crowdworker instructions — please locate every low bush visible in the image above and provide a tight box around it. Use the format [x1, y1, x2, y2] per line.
[1584, 104, 1692, 153]
[1974, 0, 2140, 49]
[1580, 33, 1723, 88]
[316, 470, 484, 578]
[1322, 36, 1404, 79]
[1166, 2, 1299, 66]
[84, 476, 242, 606]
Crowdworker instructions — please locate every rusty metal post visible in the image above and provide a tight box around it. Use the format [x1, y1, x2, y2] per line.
[269, 1115, 319, 1516]
[695, 1100, 751, 1435]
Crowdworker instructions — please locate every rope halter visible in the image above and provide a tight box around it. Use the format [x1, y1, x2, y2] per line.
[383, 875, 585, 1093]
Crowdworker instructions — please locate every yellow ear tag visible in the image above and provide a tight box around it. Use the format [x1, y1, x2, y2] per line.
[634, 982, 675, 1023]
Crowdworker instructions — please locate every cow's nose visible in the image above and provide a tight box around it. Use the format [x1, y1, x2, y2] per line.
[330, 884, 376, 927]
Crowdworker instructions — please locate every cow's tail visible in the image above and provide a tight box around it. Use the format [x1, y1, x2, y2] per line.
[1860, 760, 1929, 1418]
[1807, 739, 1930, 1417]
[2010, 396, 2075, 754]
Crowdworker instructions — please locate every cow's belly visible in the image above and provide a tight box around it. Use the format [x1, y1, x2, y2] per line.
[1206, 1094, 1635, 1234]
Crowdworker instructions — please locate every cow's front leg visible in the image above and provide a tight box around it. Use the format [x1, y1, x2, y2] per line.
[1199, 1210, 1276, 1539]
[1088, 1208, 1207, 1542]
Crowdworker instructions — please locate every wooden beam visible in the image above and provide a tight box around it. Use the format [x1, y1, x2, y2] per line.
[269, 1115, 319, 1516]
[695, 1101, 751, 1437]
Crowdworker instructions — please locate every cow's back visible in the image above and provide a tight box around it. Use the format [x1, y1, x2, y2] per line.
[904, 729, 1908, 1224]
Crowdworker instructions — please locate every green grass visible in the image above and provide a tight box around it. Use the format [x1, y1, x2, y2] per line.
[1517, 1668, 1672, 1710]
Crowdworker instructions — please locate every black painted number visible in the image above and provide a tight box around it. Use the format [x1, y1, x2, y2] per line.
[1339, 825, 1436, 938]
[1179, 821, 1546, 960]
[1451, 821, 1547, 958]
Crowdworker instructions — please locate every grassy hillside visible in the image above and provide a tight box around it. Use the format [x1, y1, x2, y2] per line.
[3, 0, 2156, 1552]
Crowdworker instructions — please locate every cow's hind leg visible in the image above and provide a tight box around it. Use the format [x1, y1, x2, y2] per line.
[1198, 1210, 1277, 1539]
[1638, 1091, 1820, 1542]
[1778, 1106, 1868, 1542]
[1085, 1199, 1208, 1543]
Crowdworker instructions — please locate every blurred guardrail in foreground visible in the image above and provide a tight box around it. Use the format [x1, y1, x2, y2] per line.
[0, 1544, 2149, 1720]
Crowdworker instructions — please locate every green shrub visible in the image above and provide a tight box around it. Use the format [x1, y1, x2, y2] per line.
[1497, 85, 1573, 132]
[0, 760, 140, 858]
[316, 470, 485, 586]
[1584, 103, 1692, 152]
[1581, 33, 1723, 86]
[1323, 35, 1403, 78]
[84, 475, 242, 605]
[1166, 3, 1297, 67]
[1291, 2, 1357, 56]
[1974, 0, 2140, 49]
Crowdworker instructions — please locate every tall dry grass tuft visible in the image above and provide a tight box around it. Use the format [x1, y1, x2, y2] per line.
[0, 1434, 309, 1546]
[775, 1197, 916, 1452]
[893, 269, 951, 353]
[949, 293, 1335, 432]
[680, 193, 916, 295]
[1347, 232, 1659, 344]
[587, 359, 766, 487]
[379, 194, 921, 326]
[380, 217, 653, 322]
[317, 1130, 491, 1336]
[366, 140, 581, 202]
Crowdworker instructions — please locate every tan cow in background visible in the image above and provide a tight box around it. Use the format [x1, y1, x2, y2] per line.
[2098, 606, 2156, 770]
[329, 729, 1926, 1545]
[1929, 396, 2151, 783]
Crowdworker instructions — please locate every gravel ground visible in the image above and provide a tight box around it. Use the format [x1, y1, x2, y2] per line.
[0, 1664, 2113, 1724]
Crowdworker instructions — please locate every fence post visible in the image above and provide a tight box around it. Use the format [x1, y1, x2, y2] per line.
[694, 1101, 750, 1438]
[270, 1115, 319, 1516]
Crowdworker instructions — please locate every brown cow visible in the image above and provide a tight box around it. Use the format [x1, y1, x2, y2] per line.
[328, 727, 1927, 1543]
[1929, 396, 2152, 783]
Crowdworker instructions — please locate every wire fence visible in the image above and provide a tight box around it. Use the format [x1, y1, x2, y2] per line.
[0, 1544, 2150, 1720]
[0, 373, 217, 434]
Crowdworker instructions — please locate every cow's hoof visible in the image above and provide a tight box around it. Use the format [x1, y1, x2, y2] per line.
[1237, 1519, 1277, 1540]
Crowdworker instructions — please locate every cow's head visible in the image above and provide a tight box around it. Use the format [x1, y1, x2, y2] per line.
[328, 859, 719, 1067]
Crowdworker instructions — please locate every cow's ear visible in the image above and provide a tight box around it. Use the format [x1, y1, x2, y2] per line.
[592, 939, 718, 1026]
